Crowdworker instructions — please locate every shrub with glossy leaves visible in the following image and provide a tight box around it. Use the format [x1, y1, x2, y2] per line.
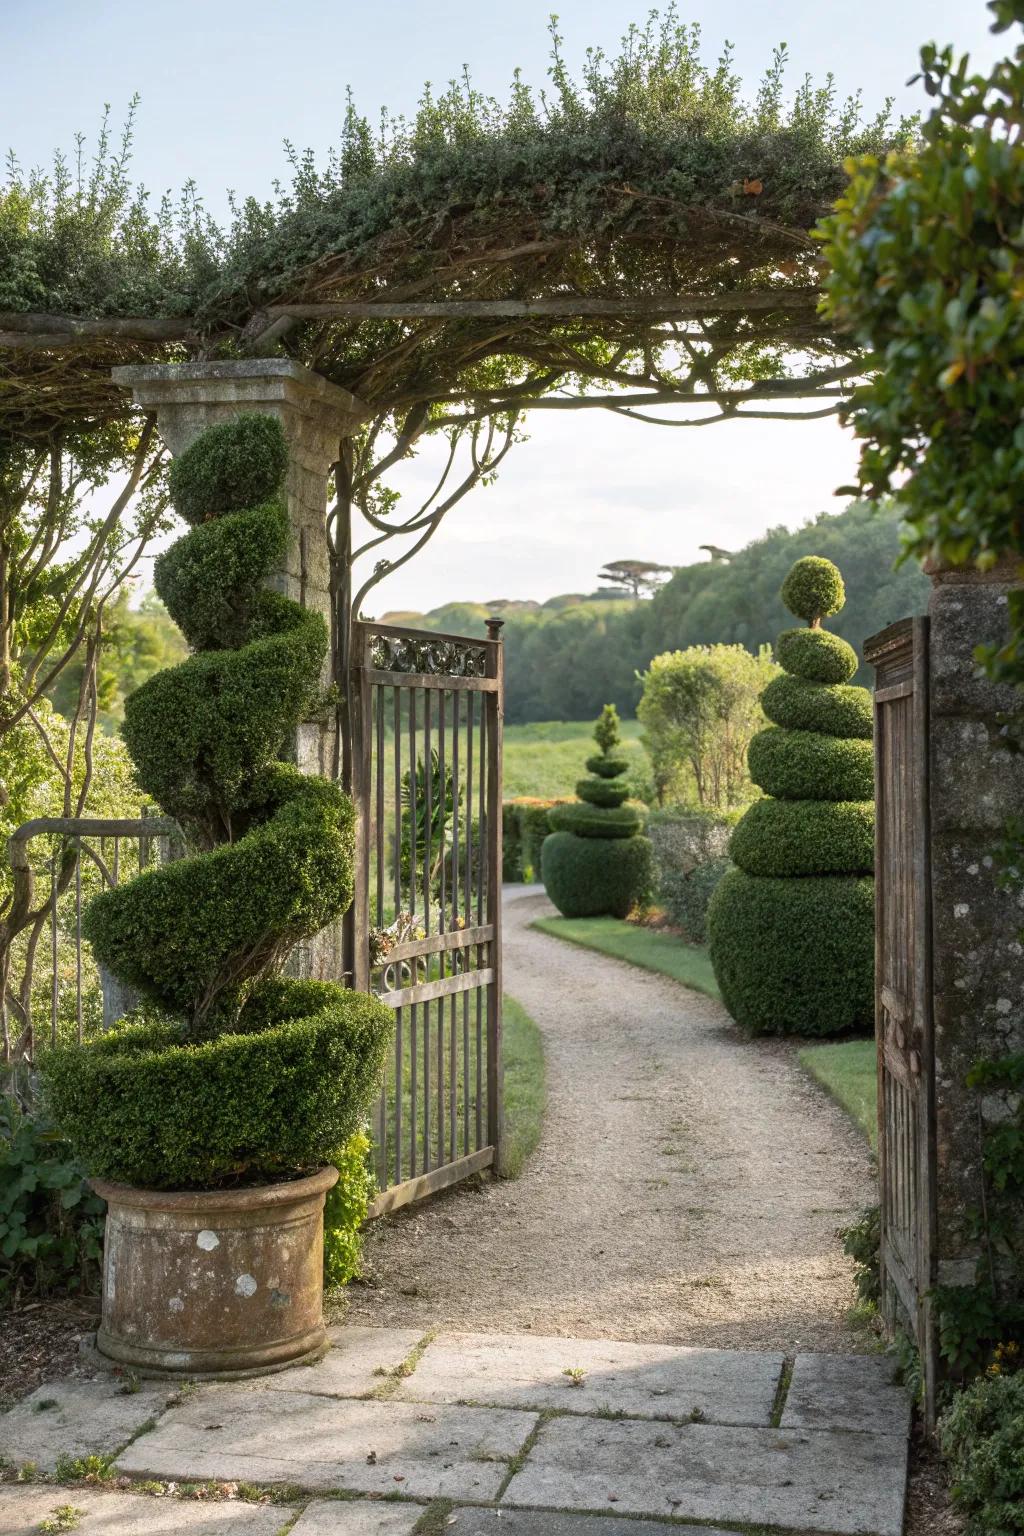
[43, 413, 390, 1188]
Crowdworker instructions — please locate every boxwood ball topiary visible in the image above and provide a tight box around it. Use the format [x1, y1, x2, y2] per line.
[780, 555, 845, 623]
[776, 627, 859, 685]
[576, 775, 630, 808]
[761, 673, 872, 739]
[548, 801, 643, 838]
[541, 831, 652, 919]
[747, 726, 874, 802]
[708, 868, 874, 1034]
[42, 412, 391, 1190]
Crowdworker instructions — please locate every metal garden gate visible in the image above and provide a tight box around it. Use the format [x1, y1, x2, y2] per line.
[349, 618, 505, 1217]
[865, 616, 938, 1423]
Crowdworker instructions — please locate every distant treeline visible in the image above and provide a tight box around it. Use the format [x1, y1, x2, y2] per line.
[378, 502, 930, 723]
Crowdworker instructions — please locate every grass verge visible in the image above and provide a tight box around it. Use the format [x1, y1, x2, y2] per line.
[502, 995, 546, 1179]
[797, 1038, 877, 1149]
[531, 915, 721, 1001]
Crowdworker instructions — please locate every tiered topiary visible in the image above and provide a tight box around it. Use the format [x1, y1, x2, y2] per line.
[708, 556, 874, 1035]
[541, 704, 652, 918]
[42, 414, 391, 1190]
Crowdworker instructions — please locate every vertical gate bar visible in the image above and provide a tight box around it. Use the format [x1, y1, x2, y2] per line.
[449, 990, 457, 1163]
[436, 989, 445, 1167]
[50, 860, 58, 1046]
[423, 690, 432, 934]
[465, 691, 476, 1152]
[423, 987, 431, 1171]
[408, 689, 417, 918]
[476, 681, 486, 1149]
[410, 1001, 418, 1178]
[912, 615, 938, 1429]
[393, 689, 402, 919]
[113, 836, 120, 885]
[394, 1004, 403, 1186]
[352, 626, 373, 992]
[485, 619, 505, 1170]
[375, 681, 385, 929]
[463, 988, 470, 1156]
[451, 693, 460, 926]
[438, 690, 447, 932]
[74, 853, 83, 1044]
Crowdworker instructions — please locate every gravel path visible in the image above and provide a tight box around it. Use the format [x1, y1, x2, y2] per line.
[348, 887, 875, 1353]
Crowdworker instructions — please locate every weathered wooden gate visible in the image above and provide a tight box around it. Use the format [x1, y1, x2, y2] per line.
[349, 618, 504, 1216]
[865, 616, 938, 1422]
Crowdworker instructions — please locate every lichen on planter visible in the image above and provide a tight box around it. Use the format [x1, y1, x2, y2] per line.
[41, 409, 391, 1374]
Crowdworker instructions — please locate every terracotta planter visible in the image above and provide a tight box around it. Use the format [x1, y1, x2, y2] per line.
[91, 1166, 338, 1377]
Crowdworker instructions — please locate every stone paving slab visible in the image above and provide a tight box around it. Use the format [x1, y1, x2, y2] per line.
[396, 1332, 783, 1425]
[501, 1415, 908, 1536]
[0, 1379, 173, 1474]
[289, 1501, 422, 1534]
[0, 1485, 290, 1535]
[251, 1327, 423, 1400]
[115, 1386, 536, 1503]
[781, 1352, 911, 1437]
[447, 1512, 743, 1536]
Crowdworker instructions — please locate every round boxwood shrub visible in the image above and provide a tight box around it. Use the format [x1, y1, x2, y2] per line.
[708, 869, 874, 1034]
[781, 555, 845, 623]
[542, 832, 653, 920]
[761, 673, 872, 739]
[708, 555, 874, 1036]
[776, 626, 858, 684]
[541, 705, 652, 916]
[747, 727, 874, 802]
[42, 414, 391, 1190]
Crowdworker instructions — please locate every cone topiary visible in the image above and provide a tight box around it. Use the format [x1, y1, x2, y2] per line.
[541, 704, 652, 918]
[707, 555, 874, 1035]
[42, 414, 392, 1189]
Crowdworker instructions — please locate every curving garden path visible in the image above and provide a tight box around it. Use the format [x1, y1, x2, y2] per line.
[349, 885, 875, 1354]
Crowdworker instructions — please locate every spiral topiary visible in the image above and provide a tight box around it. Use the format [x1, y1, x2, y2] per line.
[707, 555, 874, 1035]
[541, 704, 652, 918]
[42, 413, 392, 1189]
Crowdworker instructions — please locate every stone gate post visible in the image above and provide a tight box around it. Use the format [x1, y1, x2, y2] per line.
[112, 360, 365, 982]
[928, 560, 1024, 1288]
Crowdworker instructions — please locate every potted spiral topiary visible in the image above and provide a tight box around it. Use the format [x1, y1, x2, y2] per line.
[41, 413, 392, 1376]
[541, 704, 653, 917]
[707, 555, 875, 1035]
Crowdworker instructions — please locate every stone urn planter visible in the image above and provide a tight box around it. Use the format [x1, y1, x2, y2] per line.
[91, 1168, 338, 1376]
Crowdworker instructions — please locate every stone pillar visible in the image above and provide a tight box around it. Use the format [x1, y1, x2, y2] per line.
[929, 559, 1024, 1288]
[112, 360, 365, 982]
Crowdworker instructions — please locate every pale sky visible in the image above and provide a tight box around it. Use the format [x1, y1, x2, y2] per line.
[4, 0, 1001, 612]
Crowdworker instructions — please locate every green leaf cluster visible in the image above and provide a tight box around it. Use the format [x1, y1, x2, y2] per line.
[939, 1372, 1024, 1534]
[0, 1094, 104, 1299]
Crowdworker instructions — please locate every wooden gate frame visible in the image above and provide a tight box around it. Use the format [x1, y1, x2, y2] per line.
[866, 615, 939, 1425]
[348, 618, 504, 1217]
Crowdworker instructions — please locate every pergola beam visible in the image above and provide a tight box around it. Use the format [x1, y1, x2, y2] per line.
[263, 289, 821, 322]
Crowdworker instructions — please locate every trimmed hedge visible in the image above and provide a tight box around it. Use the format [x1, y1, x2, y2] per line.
[541, 831, 653, 919]
[748, 726, 874, 802]
[548, 802, 643, 839]
[661, 856, 731, 943]
[707, 868, 874, 1035]
[761, 673, 872, 739]
[585, 753, 629, 779]
[576, 775, 630, 808]
[41, 980, 391, 1190]
[776, 626, 858, 684]
[729, 798, 874, 878]
[502, 801, 523, 880]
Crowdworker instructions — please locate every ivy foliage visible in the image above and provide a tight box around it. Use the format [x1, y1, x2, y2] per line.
[1, 13, 914, 441]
